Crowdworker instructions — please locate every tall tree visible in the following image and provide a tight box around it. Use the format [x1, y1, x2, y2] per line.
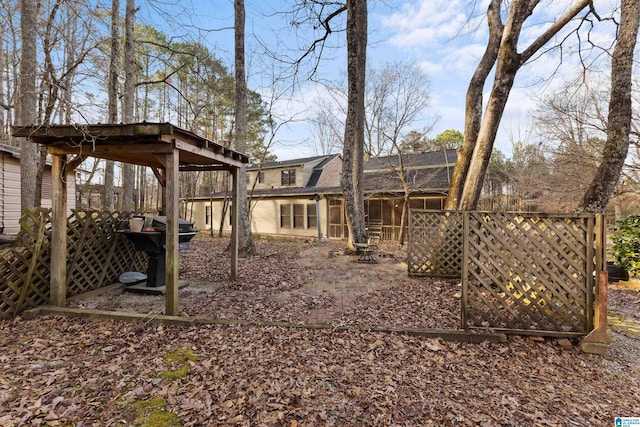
[364, 62, 433, 158]
[445, 0, 502, 210]
[341, 0, 368, 248]
[18, 0, 39, 210]
[104, 0, 120, 212]
[365, 62, 435, 244]
[580, 0, 640, 212]
[235, 0, 255, 255]
[446, 0, 592, 210]
[433, 129, 464, 151]
[122, 0, 136, 212]
[534, 82, 605, 211]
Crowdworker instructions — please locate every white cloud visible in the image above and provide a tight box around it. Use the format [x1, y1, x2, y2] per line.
[382, 0, 469, 48]
[417, 60, 444, 76]
[269, 0, 625, 160]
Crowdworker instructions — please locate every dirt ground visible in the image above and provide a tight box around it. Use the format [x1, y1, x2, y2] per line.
[68, 236, 461, 329]
[1, 234, 639, 426]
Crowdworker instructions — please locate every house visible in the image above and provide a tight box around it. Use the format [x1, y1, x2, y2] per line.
[0, 144, 77, 235]
[184, 149, 457, 241]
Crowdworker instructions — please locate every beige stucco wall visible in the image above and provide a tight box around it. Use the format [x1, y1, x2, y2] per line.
[247, 156, 342, 191]
[187, 197, 330, 239]
[248, 165, 305, 190]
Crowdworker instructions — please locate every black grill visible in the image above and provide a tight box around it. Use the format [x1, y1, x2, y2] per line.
[122, 215, 197, 287]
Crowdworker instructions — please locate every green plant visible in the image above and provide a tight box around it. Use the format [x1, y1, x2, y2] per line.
[132, 397, 181, 427]
[611, 215, 640, 274]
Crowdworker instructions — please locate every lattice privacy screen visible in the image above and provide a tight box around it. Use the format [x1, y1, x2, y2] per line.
[0, 209, 145, 318]
[408, 210, 463, 278]
[408, 210, 603, 335]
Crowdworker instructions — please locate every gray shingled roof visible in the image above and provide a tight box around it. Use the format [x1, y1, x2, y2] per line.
[248, 153, 340, 171]
[196, 150, 456, 199]
[364, 149, 457, 170]
[363, 166, 453, 194]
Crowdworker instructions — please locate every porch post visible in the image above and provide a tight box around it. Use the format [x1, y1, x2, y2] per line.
[165, 148, 179, 315]
[230, 168, 239, 281]
[50, 153, 67, 306]
[315, 194, 322, 241]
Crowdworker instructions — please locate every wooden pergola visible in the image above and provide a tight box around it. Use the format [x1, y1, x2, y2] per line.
[12, 122, 249, 316]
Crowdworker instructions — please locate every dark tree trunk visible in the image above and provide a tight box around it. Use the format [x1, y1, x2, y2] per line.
[122, 0, 136, 212]
[104, 0, 120, 212]
[446, 0, 503, 210]
[18, 0, 39, 210]
[580, 0, 639, 212]
[235, 0, 255, 255]
[341, 0, 368, 249]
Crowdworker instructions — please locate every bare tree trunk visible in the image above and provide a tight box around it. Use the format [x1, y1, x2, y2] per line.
[18, 0, 39, 210]
[104, 0, 120, 212]
[220, 195, 229, 238]
[445, 0, 503, 210]
[580, 0, 639, 212]
[450, 0, 591, 210]
[235, 0, 255, 255]
[341, 0, 368, 249]
[122, 0, 136, 212]
[62, 4, 75, 124]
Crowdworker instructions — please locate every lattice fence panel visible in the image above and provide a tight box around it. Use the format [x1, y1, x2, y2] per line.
[408, 210, 463, 278]
[65, 210, 141, 297]
[463, 212, 596, 334]
[0, 209, 52, 318]
[0, 209, 143, 318]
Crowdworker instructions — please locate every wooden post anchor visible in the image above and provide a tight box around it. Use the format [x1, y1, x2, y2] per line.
[580, 271, 613, 355]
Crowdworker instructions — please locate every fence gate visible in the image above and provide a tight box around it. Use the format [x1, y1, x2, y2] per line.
[409, 210, 604, 336]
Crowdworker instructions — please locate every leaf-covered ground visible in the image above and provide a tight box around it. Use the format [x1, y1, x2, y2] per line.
[67, 236, 462, 329]
[1, 235, 639, 426]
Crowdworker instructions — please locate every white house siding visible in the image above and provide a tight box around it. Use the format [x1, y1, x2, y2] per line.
[187, 197, 329, 239]
[40, 170, 77, 213]
[0, 150, 77, 235]
[0, 154, 21, 234]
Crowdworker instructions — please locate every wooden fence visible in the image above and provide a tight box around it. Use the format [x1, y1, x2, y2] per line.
[407, 210, 463, 278]
[0, 209, 146, 318]
[408, 210, 605, 336]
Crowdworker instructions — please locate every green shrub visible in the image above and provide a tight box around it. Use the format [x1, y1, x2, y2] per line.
[611, 215, 640, 274]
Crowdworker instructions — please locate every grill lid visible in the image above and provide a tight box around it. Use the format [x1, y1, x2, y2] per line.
[149, 216, 195, 232]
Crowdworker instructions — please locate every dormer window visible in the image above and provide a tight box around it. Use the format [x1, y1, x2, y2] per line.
[281, 169, 296, 186]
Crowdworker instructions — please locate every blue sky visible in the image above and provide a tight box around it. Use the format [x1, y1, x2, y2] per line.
[137, 0, 621, 160]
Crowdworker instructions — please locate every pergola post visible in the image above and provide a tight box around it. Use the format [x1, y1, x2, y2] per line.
[165, 147, 179, 315]
[50, 153, 67, 306]
[231, 167, 239, 281]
